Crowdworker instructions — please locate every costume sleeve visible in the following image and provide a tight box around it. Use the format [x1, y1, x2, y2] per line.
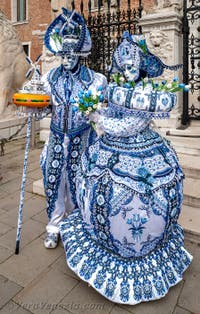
[41, 71, 52, 96]
[90, 72, 107, 94]
[40, 71, 53, 115]
[108, 83, 177, 113]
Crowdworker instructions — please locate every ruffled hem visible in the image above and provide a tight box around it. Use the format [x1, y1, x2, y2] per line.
[60, 209, 192, 305]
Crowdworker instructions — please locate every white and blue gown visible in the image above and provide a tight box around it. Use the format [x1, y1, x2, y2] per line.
[60, 81, 193, 304]
[40, 63, 107, 234]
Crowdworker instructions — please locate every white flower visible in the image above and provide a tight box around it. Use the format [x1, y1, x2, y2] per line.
[93, 104, 98, 109]
[184, 84, 191, 89]
[92, 95, 97, 100]
[85, 110, 90, 115]
[88, 107, 92, 112]
[124, 70, 129, 77]
[143, 77, 148, 83]
[166, 83, 172, 89]
[97, 103, 102, 110]
[73, 103, 79, 107]
[119, 76, 125, 82]
[97, 91, 101, 96]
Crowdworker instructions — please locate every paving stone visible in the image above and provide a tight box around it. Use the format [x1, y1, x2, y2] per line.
[0, 219, 45, 250]
[121, 281, 184, 314]
[0, 301, 32, 314]
[184, 241, 200, 278]
[0, 197, 46, 227]
[173, 306, 192, 314]
[178, 273, 200, 314]
[13, 268, 79, 314]
[0, 188, 9, 199]
[0, 208, 7, 215]
[27, 169, 42, 181]
[110, 305, 132, 314]
[0, 238, 63, 287]
[32, 210, 48, 225]
[0, 275, 22, 308]
[0, 245, 13, 264]
[0, 191, 33, 212]
[0, 171, 21, 185]
[24, 161, 41, 174]
[0, 177, 34, 194]
[179, 205, 200, 237]
[50, 308, 72, 314]
[49, 255, 80, 281]
[1, 155, 26, 172]
[0, 222, 13, 237]
[59, 281, 114, 314]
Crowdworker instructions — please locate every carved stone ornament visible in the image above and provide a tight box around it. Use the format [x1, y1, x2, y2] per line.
[41, 45, 61, 74]
[149, 31, 173, 64]
[148, 30, 174, 82]
[152, 0, 183, 12]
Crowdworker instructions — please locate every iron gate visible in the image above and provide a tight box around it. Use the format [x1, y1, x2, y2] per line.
[70, 0, 142, 78]
[182, 0, 200, 124]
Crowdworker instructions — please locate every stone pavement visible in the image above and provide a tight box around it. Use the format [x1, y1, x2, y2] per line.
[0, 138, 200, 314]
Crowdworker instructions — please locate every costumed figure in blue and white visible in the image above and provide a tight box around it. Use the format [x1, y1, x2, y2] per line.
[40, 8, 107, 248]
[60, 31, 192, 304]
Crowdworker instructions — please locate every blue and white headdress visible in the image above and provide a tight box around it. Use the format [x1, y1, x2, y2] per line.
[110, 31, 182, 78]
[44, 8, 92, 56]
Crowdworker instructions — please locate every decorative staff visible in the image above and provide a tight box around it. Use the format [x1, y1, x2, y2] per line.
[13, 56, 50, 254]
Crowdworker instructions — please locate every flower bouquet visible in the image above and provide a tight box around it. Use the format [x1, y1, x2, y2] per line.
[71, 86, 106, 136]
[142, 77, 190, 93]
[111, 73, 190, 93]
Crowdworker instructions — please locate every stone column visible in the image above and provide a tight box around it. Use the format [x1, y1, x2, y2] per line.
[139, 0, 183, 129]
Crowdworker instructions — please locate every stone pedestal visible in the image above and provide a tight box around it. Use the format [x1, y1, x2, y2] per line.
[140, 6, 183, 129]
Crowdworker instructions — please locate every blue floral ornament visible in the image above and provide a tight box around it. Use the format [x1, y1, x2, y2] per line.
[97, 86, 103, 91]
[178, 83, 185, 88]
[162, 80, 167, 85]
[173, 77, 179, 82]
[123, 82, 132, 89]
[78, 91, 84, 98]
[72, 106, 78, 112]
[137, 167, 149, 178]
[99, 95, 104, 102]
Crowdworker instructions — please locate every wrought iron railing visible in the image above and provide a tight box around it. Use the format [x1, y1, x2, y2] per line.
[70, 0, 143, 79]
[182, 0, 200, 124]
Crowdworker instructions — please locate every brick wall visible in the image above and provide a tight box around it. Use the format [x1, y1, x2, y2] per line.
[0, 0, 156, 61]
[71, 0, 156, 14]
[0, 0, 51, 61]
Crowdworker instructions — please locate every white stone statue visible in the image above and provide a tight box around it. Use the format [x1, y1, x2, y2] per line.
[151, 0, 183, 12]
[41, 45, 61, 74]
[148, 30, 173, 81]
[0, 10, 30, 118]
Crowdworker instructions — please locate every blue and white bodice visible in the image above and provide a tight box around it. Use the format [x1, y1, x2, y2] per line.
[98, 82, 177, 137]
[42, 64, 107, 136]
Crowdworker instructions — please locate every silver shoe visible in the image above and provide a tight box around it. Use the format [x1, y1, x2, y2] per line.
[44, 232, 59, 249]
